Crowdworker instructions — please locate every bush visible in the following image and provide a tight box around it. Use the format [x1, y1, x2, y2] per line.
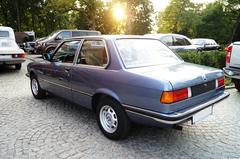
[178, 51, 226, 69]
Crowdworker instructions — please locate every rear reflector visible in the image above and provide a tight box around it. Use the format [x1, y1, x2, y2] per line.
[160, 88, 190, 104]
[12, 54, 25, 58]
[216, 77, 225, 88]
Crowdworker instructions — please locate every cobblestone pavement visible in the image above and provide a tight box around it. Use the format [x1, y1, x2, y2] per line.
[0, 56, 240, 159]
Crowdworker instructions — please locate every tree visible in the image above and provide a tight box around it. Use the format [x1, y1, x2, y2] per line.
[196, 2, 233, 44]
[157, 0, 202, 37]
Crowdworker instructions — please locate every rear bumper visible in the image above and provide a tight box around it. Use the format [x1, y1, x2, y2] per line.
[223, 67, 240, 79]
[124, 91, 229, 125]
[0, 58, 25, 65]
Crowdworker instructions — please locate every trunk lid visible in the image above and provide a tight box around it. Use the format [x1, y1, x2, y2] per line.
[0, 38, 23, 54]
[127, 62, 223, 90]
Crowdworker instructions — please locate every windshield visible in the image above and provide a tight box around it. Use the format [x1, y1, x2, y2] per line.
[116, 39, 182, 69]
[0, 31, 10, 38]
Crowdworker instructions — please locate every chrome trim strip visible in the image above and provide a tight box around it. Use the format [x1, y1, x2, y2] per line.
[39, 78, 92, 96]
[71, 88, 92, 97]
[123, 91, 229, 122]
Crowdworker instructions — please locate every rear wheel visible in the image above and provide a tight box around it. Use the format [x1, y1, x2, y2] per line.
[15, 64, 21, 70]
[233, 79, 240, 91]
[31, 75, 46, 99]
[96, 97, 131, 140]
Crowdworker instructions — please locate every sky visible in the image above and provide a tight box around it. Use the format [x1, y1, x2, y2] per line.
[150, 0, 216, 12]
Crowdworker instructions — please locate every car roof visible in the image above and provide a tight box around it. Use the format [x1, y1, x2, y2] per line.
[192, 38, 215, 41]
[0, 26, 14, 32]
[65, 35, 160, 41]
[145, 33, 188, 38]
[57, 29, 100, 32]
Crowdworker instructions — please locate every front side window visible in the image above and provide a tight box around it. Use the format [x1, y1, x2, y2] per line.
[52, 41, 81, 63]
[56, 31, 71, 40]
[0, 31, 10, 38]
[160, 36, 173, 46]
[77, 40, 108, 67]
[116, 39, 182, 69]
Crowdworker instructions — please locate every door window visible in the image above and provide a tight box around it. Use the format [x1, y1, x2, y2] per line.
[56, 31, 71, 40]
[52, 41, 81, 63]
[174, 37, 186, 46]
[77, 40, 108, 67]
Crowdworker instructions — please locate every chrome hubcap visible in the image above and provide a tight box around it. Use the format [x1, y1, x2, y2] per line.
[99, 105, 118, 133]
[31, 79, 39, 95]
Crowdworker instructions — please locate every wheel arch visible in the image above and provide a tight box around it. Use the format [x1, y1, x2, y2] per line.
[92, 88, 122, 112]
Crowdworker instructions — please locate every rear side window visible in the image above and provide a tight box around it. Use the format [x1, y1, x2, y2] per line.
[174, 37, 186, 46]
[77, 40, 108, 67]
[160, 36, 173, 46]
[0, 31, 9, 37]
[183, 38, 191, 45]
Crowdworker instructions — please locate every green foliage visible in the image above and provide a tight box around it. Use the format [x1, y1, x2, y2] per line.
[178, 51, 226, 69]
[157, 0, 202, 37]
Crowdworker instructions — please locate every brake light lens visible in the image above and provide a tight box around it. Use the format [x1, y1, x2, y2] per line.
[216, 77, 225, 88]
[12, 54, 25, 58]
[160, 88, 190, 104]
[225, 44, 232, 66]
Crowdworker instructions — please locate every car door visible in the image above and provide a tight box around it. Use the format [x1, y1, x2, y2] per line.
[46, 40, 81, 100]
[70, 39, 109, 109]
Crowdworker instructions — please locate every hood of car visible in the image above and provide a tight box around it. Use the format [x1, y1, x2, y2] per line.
[127, 62, 223, 90]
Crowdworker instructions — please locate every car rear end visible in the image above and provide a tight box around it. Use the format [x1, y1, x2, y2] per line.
[0, 38, 25, 68]
[223, 42, 240, 90]
[115, 37, 229, 127]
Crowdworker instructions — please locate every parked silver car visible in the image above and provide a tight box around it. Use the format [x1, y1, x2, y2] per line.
[192, 38, 220, 51]
[145, 34, 199, 53]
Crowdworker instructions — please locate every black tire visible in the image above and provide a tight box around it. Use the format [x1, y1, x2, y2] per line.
[233, 79, 240, 92]
[15, 64, 21, 70]
[30, 75, 46, 99]
[96, 97, 131, 140]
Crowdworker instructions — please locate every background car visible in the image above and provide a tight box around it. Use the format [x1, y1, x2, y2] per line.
[145, 33, 199, 53]
[192, 38, 220, 51]
[223, 42, 240, 91]
[35, 29, 101, 54]
[0, 26, 25, 70]
[27, 35, 229, 140]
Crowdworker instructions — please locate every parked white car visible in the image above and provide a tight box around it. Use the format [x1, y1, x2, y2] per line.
[145, 33, 199, 53]
[192, 38, 220, 51]
[0, 26, 25, 70]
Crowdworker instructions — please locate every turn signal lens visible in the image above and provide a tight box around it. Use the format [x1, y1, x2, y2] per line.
[161, 88, 189, 104]
[216, 77, 225, 88]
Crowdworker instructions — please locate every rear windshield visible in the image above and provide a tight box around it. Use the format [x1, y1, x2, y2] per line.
[0, 31, 10, 38]
[115, 39, 182, 69]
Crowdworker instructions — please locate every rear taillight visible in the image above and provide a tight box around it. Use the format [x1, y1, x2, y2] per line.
[160, 88, 191, 104]
[12, 54, 25, 58]
[216, 77, 225, 88]
[225, 44, 232, 66]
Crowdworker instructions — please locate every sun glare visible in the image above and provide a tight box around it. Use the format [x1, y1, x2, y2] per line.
[113, 4, 125, 21]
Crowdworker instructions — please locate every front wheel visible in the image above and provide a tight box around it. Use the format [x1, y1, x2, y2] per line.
[233, 79, 240, 92]
[31, 75, 46, 99]
[96, 98, 131, 140]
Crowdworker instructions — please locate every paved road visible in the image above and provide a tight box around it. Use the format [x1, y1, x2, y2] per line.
[0, 56, 240, 159]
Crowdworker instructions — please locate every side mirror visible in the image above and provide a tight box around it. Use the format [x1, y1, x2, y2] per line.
[42, 53, 52, 61]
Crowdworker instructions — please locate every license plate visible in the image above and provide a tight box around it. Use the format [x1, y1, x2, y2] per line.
[192, 106, 213, 124]
[0, 55, 11, 59]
